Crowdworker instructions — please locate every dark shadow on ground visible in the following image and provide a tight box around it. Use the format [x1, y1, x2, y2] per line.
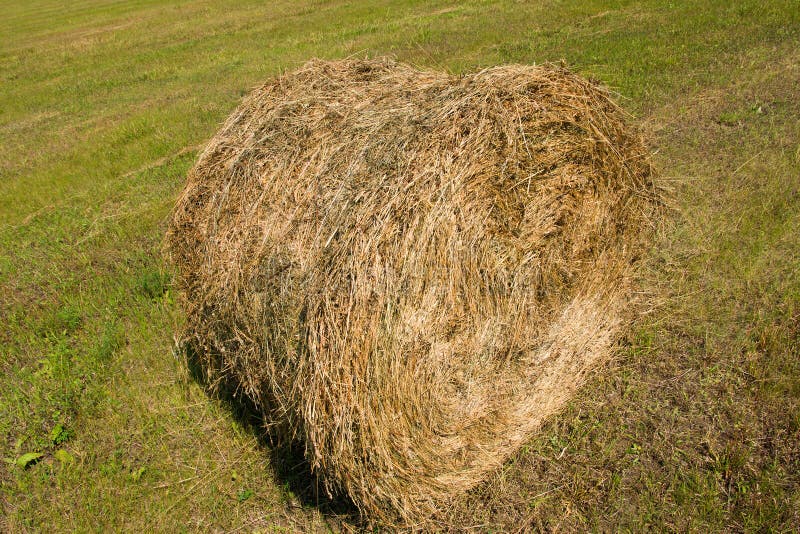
[183, 342, 361, 526]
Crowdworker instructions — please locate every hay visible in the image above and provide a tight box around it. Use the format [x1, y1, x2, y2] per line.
[165, 57, 658, 526]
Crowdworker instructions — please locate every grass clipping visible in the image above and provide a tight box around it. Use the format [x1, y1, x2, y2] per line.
[166, 58, 658, 525]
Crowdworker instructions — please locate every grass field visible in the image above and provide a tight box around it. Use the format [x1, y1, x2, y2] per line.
[1, 0, 799, 531]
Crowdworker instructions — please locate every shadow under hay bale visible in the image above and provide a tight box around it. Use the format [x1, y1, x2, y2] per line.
[183, 341, 360, 521]
[166, 57, 659, 527]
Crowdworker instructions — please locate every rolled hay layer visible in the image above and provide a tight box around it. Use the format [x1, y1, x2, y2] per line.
[166, 58, 658, 525]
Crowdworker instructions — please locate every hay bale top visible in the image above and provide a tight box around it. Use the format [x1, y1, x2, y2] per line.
[167, 57, 657, 525]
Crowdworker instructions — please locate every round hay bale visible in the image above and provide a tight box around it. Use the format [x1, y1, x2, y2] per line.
[166, 57, 658, 525]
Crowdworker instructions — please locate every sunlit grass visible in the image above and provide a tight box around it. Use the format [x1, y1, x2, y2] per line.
[1, 0, 798, 530]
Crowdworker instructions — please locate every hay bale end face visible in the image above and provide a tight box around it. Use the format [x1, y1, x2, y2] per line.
[166, 58, 657, 525]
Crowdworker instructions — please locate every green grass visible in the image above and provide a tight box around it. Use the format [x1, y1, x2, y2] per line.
[1, 0, 799, 531]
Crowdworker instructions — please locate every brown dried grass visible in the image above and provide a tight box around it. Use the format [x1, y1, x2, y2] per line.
[165, 57, 659, 527]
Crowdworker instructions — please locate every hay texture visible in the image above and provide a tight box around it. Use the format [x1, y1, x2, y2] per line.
[166, 58, 657, 525]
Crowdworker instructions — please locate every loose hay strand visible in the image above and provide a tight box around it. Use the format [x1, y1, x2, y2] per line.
[165, 57, 659, 526]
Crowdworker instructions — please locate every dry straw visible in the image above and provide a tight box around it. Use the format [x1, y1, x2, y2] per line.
[166, 57, 659, 526]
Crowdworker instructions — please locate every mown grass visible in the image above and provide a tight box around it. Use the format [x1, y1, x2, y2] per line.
[1, 0, 798, 531]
